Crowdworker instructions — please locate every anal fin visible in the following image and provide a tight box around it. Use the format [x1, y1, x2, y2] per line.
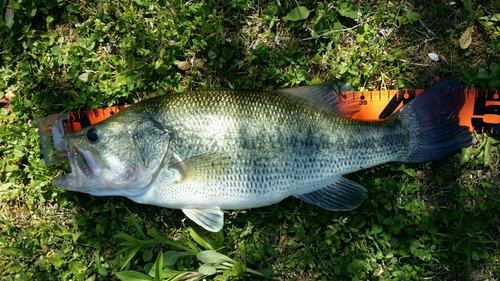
[182, 208, 224, 232]
[295, 177, 368, 211]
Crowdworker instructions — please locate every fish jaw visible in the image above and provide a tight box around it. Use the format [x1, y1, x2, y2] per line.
[52, 138, 152, 197]
[52, 141, 112, 195]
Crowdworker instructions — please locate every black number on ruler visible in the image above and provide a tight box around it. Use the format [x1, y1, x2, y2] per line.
[471, 90, 500, 134]
[358, 95, 367, 105]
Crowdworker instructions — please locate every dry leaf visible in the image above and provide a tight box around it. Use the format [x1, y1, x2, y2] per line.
[177, 61, 192, 71]
[431, 75, 441, 82]
[0, 90, 15, 113]
[438, 54, 448, 63]
[459, 26, 473, 49]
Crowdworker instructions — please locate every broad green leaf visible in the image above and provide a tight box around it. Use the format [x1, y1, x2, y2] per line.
[159, 266, 189, 278]
[471, 250, 480, 261]
[404, 168, 417, 178]
[198, 264, 217, 276]
[154, 252, 163, 281]
[0, 247, 23, 256]
[73, 91, 87, 104]
[311, 77, 322, 84]
[197, 250, 235, 264]
[0, 182, 10, 191]
[52, 224, 70, 236]
[5, 7, 14, 29]
[163, 251, 180, 266]
[116, 75, 127, 86]
[114, 233, 140, 244]
[462, 0, 473, 13]
[24, 1, 37, 17]
[347, 259, 364, 273]
[121, 244, 142, 270]
[371, 224, 383, 234]
[312, 53, 322, 64]
[286, 6, 310, 21]
[115, 271, 154, 281]
[487, 13, 500, 21]
[405, 12, 421, 23]
[338, 3, 359, 19]
[72, 232, 81, 242]
[51, 46, 62, 56]
[188, 227, 214, 250]
[410, 240, 420, 254]
[484, 13, 500, 21]
[263, 1, 280, 20]
[96, 224, 105, 235]
[459, 146, 474, 165]
[128, 55, 136, 70]
[163, 250, 196, 266]
[230, 261, 246, 276]
[478, 248, 490, 259]
[154, 59, 163, 69]
[78, 72, 90, 82]
[213, 228, 224, 250]
[142, 248, 153, 262]
[69, 261, 88, 279]
[46, 15, 54, 23]
[51, 254, 64, 268]
[490, 62, 500, 76]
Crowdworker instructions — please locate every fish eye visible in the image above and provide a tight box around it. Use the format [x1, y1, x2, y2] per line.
[86, 128, 100, 143]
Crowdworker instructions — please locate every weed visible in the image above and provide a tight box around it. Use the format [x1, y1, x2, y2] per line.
[1, 0, 499, 280]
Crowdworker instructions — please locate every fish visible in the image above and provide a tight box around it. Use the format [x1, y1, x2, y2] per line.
[52, 75, 472, 232]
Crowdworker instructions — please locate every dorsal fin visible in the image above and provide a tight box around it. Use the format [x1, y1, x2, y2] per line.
[280, 81, 360, 117]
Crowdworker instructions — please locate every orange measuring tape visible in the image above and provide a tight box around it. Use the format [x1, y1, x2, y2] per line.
[347, 89, 500, 134]
[37, 89, 500, 166]
[64, 89, 500, 133]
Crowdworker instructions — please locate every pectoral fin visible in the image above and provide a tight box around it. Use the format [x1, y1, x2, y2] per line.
[182, 208, 224, 232]
[170, 153, 231, 183]
[281, 81, 360, 117]
[296, 177, 368, 211]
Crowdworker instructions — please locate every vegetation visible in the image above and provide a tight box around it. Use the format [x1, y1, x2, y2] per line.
[1, 0, 500, 280]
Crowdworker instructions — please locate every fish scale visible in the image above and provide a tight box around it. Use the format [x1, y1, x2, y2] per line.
[53, 76, 472, 232]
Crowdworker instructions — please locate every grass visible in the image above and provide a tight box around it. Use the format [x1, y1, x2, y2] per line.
[1, 0, 500, 280]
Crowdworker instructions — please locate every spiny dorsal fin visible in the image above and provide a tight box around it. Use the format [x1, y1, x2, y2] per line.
[170, 153, 231, 183]
[295, 177, 368, 211]
[182, 208, 224, 232]
[280, 81, 360, 117]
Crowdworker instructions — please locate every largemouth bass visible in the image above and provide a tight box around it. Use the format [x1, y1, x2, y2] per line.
[53, 76, 472, 232]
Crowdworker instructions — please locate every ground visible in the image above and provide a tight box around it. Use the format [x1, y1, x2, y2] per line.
[1, 0, 500, 280]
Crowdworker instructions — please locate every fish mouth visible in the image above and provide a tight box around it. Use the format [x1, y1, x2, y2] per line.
[52, 139, 102, 191]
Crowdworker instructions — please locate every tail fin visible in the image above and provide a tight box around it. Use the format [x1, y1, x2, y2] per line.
[396, 75, 472, 163]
